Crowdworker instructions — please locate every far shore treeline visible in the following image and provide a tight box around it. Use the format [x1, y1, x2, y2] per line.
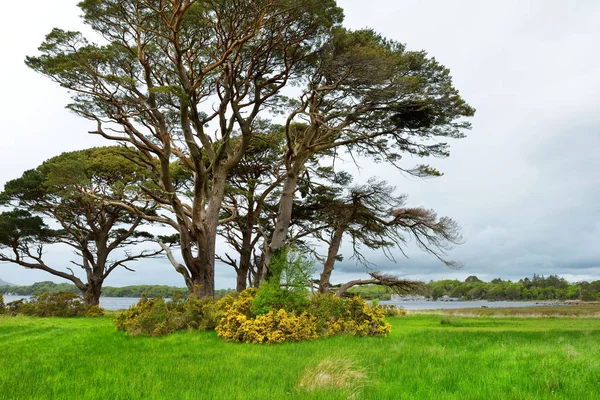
[3, 274, 599, 302]
[0, 281, 230, 299]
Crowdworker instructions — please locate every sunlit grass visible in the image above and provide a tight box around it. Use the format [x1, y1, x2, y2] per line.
[1, 312, 599, 399]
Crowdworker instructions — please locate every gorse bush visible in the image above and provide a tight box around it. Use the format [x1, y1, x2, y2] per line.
[327, 296, 391, 337]
[217, 302, 319, 344]
[115, 297, 180, 336]
[216, 289, 318, 344]
[307, 293, 346, 335]
[215, 249, 391, 343]
[16, 292, 104, 317]
[115, 289, 392, 342]
[215, 249, 322, 344]
[379, 304, 407, 317]
[115, 294, 222, 336]
[5, 299, 26, 314]
[216, 290, 391, 343]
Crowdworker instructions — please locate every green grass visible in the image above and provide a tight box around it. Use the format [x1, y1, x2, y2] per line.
[1, 313, 600, 399]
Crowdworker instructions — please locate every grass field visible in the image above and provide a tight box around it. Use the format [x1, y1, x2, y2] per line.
[1, 311, 600, 399]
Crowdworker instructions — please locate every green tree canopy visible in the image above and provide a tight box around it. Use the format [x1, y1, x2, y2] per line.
[0, 147, 161, 305]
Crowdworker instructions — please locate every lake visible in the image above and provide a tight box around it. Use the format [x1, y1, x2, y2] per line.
[2, 295, 140, 311]
[3, 295, 556, 311]
[379, 299, 552, 310]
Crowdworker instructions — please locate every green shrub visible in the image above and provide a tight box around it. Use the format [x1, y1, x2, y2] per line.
[440, 317, 463, 326]
[6, 299, 26, 314]
[0, 293, 5, 314]
[251, 248, 313, 315]
[115, 297, 180, 336]
[84, 305, 105, 317]
[379, 304, 407, 317]
[114, 294, 223, 336]
[307, 293, 345, 336]
[18, 292, 100, 317]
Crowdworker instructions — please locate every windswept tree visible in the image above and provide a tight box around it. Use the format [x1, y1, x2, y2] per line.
[27, 0, 344, 297]
[0, 147, 161, 306]
[263, 28, 474, 279]
[296, 179, 462, 293]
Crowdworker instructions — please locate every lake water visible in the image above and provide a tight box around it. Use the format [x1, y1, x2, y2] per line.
[3, 295, 556, 311]
[379, 300, 554, 310]
[2, 295, 140, 311]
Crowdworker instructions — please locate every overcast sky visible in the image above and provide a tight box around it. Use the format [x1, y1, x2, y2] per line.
[1, 0, 599, 288]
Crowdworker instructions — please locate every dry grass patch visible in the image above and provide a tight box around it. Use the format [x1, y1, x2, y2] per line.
[297, 356, 369, 396]
[417, 303, 600, 318]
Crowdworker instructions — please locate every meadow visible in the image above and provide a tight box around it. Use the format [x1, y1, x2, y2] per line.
[1, 310, 600, 399]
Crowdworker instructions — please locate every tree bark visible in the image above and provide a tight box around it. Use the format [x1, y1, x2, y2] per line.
[261, 166, 302, 283]
[236, 249, 252, 292]
[235, 214, 256, 292]
[319, 223, 347, 293]
[82, 280, 103, 307]
[185, 246, 216, 298]
[191, 247, 216, 298]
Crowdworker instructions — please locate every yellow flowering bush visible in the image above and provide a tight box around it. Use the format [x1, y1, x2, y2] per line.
[321, 296, 391, 337]
[216, 290, 319, 344]
[216, 291, 391, 343]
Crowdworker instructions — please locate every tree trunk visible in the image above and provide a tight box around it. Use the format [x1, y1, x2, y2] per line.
[188, 251, 215, 298]
[83, 280, 103, 307]
[335, 273, 422, 297]
[235, 220, 255, 292]
[236, 250, 252, 292]
[261, 168, 301, 283]
[87, 240, 108, 307]
[236, 267, 248, 292]
[319, 224, 346, 293]
[161, 234, 216, 298]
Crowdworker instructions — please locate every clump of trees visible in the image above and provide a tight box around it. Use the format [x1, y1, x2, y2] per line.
[0, 281, 204, 299]
[17, 0, 474, 300]
[426, 275, 600, 301]
[0, 281, 80, 296]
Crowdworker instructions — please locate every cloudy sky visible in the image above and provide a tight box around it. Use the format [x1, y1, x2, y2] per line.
[1, 0, 599, 288]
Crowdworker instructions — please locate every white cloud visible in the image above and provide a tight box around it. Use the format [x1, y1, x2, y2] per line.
[1, 1, 599, 287]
